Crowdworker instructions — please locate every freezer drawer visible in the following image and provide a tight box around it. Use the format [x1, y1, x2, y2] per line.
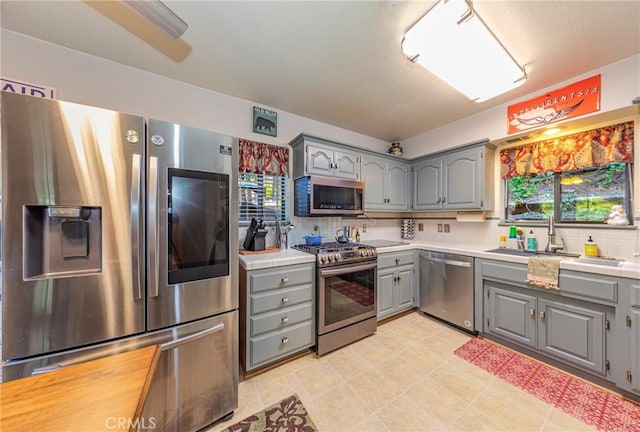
[419, 251, 475, 332]
[140, 311, 238, 432]
[2, 312, 238, 432]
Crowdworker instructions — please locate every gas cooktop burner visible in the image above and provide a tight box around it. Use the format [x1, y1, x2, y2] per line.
[293, 242, 377, 267]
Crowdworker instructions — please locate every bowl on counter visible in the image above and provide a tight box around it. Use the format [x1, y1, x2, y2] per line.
[303, 234, 323, 246]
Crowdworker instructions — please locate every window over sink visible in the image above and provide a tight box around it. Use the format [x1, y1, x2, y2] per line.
[506, 162, 631, 223]
[502, 121, 634, 224]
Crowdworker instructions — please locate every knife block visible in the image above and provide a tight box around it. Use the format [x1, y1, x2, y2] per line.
[249, 229, 268, 251]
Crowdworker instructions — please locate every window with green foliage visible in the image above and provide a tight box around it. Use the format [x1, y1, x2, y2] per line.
[506, 162, 631, 223]
[239, 172, 288, 224]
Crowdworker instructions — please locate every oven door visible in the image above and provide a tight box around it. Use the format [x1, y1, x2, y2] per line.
[317, 261, 377, 335]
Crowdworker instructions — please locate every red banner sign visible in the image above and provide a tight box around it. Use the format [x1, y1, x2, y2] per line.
[507, 75, 601, 134]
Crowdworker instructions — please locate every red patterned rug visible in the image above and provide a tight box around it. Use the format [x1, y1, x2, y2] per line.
[454, 337, 640, 432]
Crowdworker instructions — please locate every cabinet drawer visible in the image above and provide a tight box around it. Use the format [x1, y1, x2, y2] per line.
[378, 252, 413, 269]
[480, 260, 528, 283]
[249, 264, 314, 293]
[250, 302, 313, 337]
[251, 285, 313, 315]
[250, 321, 314, 367]
[558, 273, 617, 303]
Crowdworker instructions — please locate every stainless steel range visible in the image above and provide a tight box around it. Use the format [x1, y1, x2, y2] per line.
[293, 242, 377, 355]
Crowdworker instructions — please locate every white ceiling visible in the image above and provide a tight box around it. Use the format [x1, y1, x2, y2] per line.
[2, 1, 639, 142]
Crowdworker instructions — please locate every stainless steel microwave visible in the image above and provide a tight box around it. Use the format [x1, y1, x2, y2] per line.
[294, 176, 365, 216]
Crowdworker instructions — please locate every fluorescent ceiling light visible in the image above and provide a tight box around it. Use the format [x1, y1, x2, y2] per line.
[123, 0, 188, 39]
[402, 0, 526, 102]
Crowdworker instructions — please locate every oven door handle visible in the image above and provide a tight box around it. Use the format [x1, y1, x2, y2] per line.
[319, 261, 377, 277]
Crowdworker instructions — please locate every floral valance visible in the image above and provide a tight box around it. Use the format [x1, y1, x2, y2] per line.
[238, 139, 289, 176]
[500, 121, 634, 179]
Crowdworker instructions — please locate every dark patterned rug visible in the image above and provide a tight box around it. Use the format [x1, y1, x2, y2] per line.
[222, 394, 317, 432]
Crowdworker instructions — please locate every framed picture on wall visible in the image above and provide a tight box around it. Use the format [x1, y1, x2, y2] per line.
[253, 106, 277, 137]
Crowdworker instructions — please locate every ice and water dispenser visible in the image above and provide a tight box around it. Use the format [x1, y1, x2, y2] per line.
[24, 205, 102, 279]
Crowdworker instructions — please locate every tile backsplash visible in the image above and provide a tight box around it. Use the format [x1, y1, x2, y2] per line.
[240, 215, 640, 262]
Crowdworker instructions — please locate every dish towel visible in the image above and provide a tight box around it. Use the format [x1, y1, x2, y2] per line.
[526, 256, 561, 289]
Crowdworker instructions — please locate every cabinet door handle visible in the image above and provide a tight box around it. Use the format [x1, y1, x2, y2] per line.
[530, 308, 536, 317]
[442, 197, 446, 203]
[539, 310, 545, 319]
[281, 297, 289, 303]
[436, 197, 441, 204]
[281, 337, 289, 344]
[281, 316, 289, 323]
[281, 277, 289, 283]
[395, 258, 399, 266]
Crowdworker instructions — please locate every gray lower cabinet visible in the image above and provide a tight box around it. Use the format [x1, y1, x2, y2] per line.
[377, 252, 416, 320]
[537, 298, 606, 375]
[619, 281, 640, 395]
[486, 282, 537, 348]
[240, 263, 315, 373]
[478, 259, 618, 380]
[631, 308, 640, 394]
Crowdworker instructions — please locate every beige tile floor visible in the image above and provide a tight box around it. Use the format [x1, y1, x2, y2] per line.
[207, 311, 597, 432]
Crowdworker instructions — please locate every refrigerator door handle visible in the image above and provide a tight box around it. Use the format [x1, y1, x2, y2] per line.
[131, 153, 142, 300]
[160, 322, 225, 351]
[148, 156, 159, 298]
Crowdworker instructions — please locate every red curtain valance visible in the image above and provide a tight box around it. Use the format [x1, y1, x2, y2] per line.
[238, 139, 289, 176]
[500, 121, 634, 179]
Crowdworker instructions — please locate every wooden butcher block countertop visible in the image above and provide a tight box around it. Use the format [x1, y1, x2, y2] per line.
[0, 345, 160, 432]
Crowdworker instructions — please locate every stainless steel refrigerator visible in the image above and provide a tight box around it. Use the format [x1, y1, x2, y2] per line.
[0, 91, 239, 431]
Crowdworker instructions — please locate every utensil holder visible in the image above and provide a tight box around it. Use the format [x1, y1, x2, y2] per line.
[401, 219, 415, 240]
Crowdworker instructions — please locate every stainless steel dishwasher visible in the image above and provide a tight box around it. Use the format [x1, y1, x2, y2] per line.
[419, 251, 475, 333]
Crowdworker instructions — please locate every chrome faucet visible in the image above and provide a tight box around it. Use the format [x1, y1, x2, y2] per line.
[544, 216, 565, 253]
[276, 221, 294, 249]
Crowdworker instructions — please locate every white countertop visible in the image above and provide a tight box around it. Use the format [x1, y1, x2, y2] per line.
[239, 241, 640, 279]
[239, 248, 315, 270]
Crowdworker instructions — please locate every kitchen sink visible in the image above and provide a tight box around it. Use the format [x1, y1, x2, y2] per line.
[486, 248, 624, 266]
[572, 256, 625, 267]
[485, 248, 580, 258]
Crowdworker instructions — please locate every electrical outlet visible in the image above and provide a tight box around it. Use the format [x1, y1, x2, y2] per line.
[418, 223, 424, 232]
[437, 224, 443, 232]
[444, 224, 450, 233]
[362, 224, 367, 233]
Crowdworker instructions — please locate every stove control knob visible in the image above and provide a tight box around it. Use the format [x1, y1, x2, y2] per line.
[319, 256, 326, 264]
[327, 254, 334, 263]
[335, 253, 341, 261]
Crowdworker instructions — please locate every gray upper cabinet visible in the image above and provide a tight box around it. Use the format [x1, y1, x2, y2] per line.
[362, 154, 411, 211]
[412, 141, 494, 211]
[290, 134, 360, 180]
[413, 156, 441, 210]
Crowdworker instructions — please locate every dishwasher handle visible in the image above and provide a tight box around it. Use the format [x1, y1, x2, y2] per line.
[422, 256, 472, 268]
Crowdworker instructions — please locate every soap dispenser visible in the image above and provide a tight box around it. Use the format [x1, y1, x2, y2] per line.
[584, 236, 598, 257]
[526, 230, 537, 251]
